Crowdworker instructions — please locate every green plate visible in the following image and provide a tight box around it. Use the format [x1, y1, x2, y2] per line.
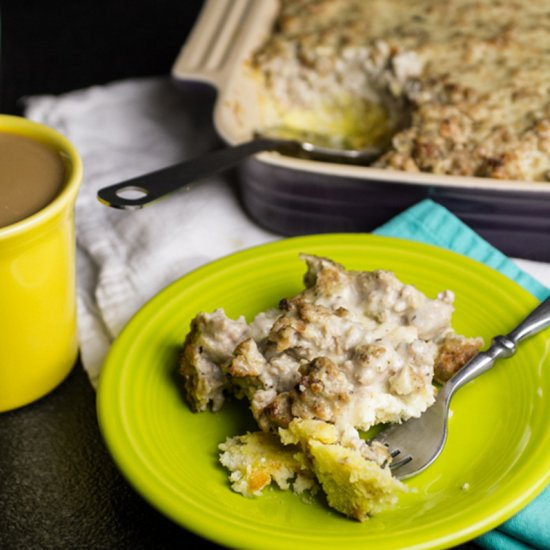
[97, 234, 550, 549]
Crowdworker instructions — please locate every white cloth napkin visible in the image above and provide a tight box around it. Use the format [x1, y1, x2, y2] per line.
[25, 77, 278, 387]
[24, 76, 550, 387]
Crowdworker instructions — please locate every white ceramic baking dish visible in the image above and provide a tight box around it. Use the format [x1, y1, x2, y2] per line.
[172, 0, 550, 260]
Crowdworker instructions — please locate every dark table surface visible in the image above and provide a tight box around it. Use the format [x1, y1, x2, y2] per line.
[0, 366, 483, 550]
[0, 1, 499, 548]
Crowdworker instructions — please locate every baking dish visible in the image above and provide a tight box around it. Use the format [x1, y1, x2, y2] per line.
[171, 0, 550, 261]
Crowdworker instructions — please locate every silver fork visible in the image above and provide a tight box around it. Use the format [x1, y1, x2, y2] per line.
[372, 295, 550, 480]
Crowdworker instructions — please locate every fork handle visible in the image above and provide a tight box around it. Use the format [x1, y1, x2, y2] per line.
[507, 294, 550, 343]
[444, 295, 550, 399]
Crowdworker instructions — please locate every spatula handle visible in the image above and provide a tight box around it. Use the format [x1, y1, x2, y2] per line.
[96, 138, 283, 209]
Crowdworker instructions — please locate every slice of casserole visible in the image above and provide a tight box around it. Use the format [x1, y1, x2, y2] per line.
[179, 254, 483, 520]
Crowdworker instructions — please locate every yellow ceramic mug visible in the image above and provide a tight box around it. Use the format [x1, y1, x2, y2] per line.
[0, 115, 83, 411]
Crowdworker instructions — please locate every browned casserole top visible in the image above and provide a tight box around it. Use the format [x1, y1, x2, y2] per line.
[252, 0, 550, 181]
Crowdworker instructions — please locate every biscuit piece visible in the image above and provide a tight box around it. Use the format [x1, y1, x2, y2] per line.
[218, 431, 316, 497]
[219, 418, 404, 522]
[279, 419, 405, 521]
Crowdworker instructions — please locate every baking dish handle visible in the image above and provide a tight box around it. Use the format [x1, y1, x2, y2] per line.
[171, 0, 278, 89]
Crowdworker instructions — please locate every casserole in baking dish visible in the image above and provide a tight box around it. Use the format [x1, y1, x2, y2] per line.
[172, 0, 550, 260]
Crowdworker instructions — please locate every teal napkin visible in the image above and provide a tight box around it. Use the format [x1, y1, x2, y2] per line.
[373, 199, 550, 550]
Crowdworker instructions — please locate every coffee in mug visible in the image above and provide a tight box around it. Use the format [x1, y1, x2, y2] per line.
[0, 132, 66, 228]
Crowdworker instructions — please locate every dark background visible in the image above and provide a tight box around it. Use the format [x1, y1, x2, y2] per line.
[0, 1, 480, 548]
[0, 0, 205, 114]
